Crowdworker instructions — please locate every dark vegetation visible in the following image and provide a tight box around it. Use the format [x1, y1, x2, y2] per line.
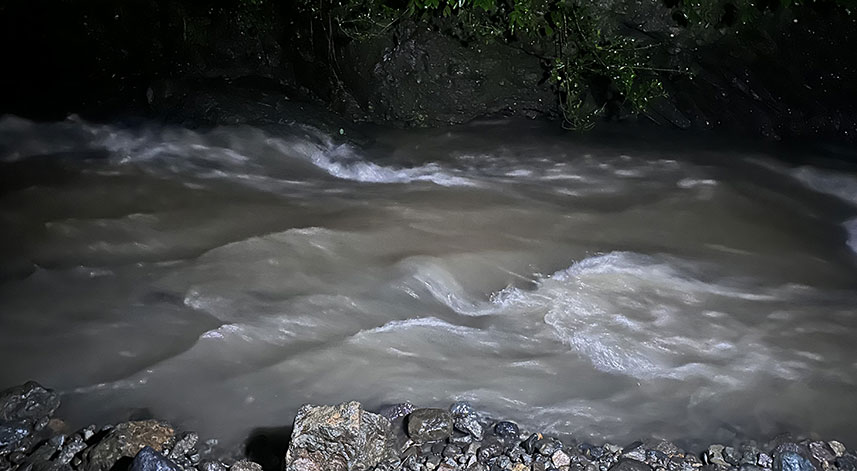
[0, 0, 855, 137]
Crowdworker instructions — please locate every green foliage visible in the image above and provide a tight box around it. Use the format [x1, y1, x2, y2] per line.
[293, 0, 851, 129]
[547, 2, 666, 130]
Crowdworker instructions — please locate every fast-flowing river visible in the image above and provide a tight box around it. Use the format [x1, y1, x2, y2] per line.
[1, 115, 857, 449]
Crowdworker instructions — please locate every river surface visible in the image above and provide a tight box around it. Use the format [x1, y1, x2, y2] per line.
[1, 115, 857, 449]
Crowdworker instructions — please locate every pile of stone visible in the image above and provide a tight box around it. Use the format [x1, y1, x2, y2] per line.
[2, 382, 856, 471]
[0, 382, 256, 471]
[283, 401, 857, 471]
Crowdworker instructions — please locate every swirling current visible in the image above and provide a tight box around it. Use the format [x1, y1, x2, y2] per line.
[1, 116, 857, 449]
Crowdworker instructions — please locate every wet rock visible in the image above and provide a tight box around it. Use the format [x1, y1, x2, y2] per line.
[605, 444, 623, 455]
[523, 435, 543, 455]
[285, 401, 392, 471]
[34, 417, 50, 433]
[0, 422, 30, 448]
[454, 416, 483, 440]
[705, 446, 728, 467]
[493, 423, 519, 441]
[465, 442, 480, 457]
[477, 442, 504, 463]
[407, 410, 453, 443]
[622, 442, 643, 452]
[29, 435, 65, 463]
[579, 444, 604, 461]
[682, 455, 703, 471]
[836, 455, 857, 471]
[197, 460, 228, 471]
[739, 446, 761, 466]
[231, 460, 262, 471]
[56, 436, 87, 465]
[426, 453, 442, 467]
[552, 451, 571, 468]
[449, 403, 476, 418]
[129, 447, 181, 471]
[809, 443, 836, 466]
[724, 447, 742, 466]
[537, 439, 561, 457]
[0, 382, 61, 426]
[449, 432, 473, 445]
[645, 441, 682, 459]
[647, 450, 669, 467]
[10, 451, 27, 464]
[442, 446, 460, 459]
[80, 426, 96, 442]
[622, 442, 646, 463]
[378, 403, 416, 422]
[402, 455, 420, 471]
[169, 433, 198, 460]
[418, 442, 433, 455]
[774, 452, 815, 471]
[506, 446, 525, 462]
[338, 23, 554, 127]
[31, 461, 72, 471]
[610, 459, 653, 471]
[83, 420, 175, 471]
[828, 443, 846, 459]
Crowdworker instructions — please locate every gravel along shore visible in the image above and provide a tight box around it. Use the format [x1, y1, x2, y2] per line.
[0, 383, 853, 471]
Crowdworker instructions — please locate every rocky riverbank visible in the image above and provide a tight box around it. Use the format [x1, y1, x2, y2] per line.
[1, 382, 855, 471]
[2, 0, 857, 142]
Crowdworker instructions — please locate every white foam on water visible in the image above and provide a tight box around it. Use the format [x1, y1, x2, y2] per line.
[846, 218, 857, 254]
[0, 115, 97, 162]
[272, 137, 476, 187]
[789, 165, 857, 205]
[6, 115, 857, 447]
[477, 252, 810, 383]
[756, 160, 857, 254]
[405, 258, 505, 316]
[1, 116, 477, 188]
[677, 178, 717, 189]
[358, 316, 479, 336]
[396, 250, 816, 386]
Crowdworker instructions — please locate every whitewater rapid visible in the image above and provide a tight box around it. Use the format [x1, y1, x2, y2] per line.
[1, 116, 857, 449]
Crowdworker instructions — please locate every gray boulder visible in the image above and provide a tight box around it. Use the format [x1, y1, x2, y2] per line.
[83, 420, 175, 471]
[130, 447, 181, 471]
[284, 401, 393, 471]
[406, 409, 453, 443]
[774, 452, 816, 471]
[337, 22, 554, 127]
[376, 403, 416, 422]
[230, 460, 262, 471]
[609, 459, 654, 471]
[0, 422, 30, 448]
[0, 382, 60, 425]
